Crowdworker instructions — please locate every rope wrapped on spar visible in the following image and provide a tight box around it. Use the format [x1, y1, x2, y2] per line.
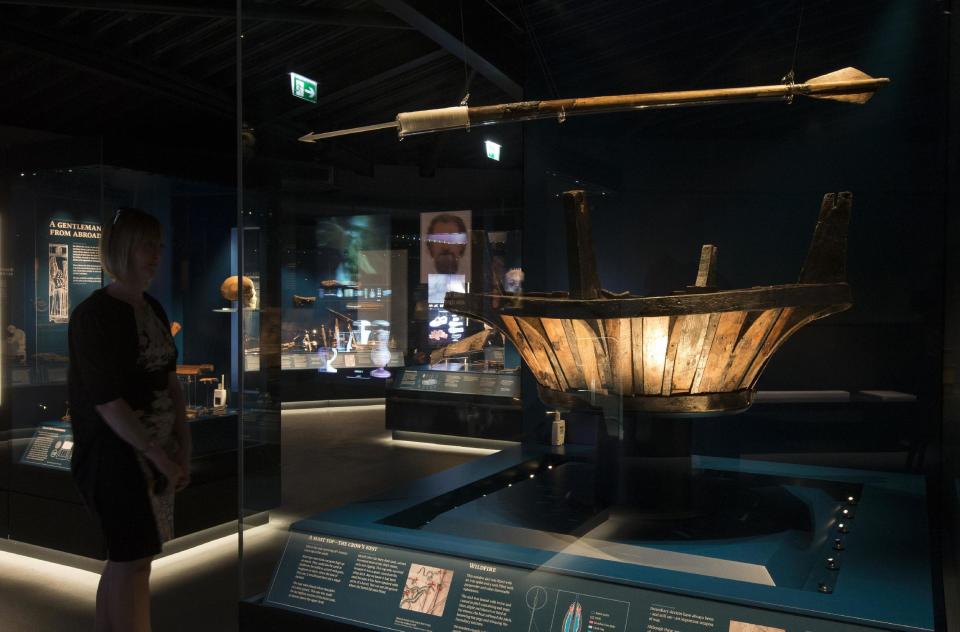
[396, 106, 470, 139]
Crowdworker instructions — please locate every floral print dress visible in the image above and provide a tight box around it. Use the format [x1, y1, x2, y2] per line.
[133, 300, 179, 542]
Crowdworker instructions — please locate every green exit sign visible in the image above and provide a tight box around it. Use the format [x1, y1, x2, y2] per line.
[289, 72, 317, 103]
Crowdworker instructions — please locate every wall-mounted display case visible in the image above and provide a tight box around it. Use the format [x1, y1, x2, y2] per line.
[0, 141, 279, 559]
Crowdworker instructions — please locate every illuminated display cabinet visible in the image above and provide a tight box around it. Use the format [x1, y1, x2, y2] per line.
[235, 2, 956, 630]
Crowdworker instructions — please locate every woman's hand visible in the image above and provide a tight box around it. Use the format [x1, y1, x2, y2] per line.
[173, 430, 192, 492]
[144, 444, 183, 490]
[174, 453, 191, 492]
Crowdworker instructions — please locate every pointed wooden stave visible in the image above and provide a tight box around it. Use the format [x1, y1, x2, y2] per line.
[525, 318, 572, 393]
[571, 319, 608, 394]
[561, 319, 587, 388]
[690, 312, 722, 394]
[518, 317, 569, 391]
[738, 305, 843, 390]
[737, 307, 803, 390]
[671, 313, 711, 394]
[605, 317, 635, 396]
[516, 318, 565, 392]
[630, 317, 645, 397]
[541, 317, 583, 390]
[500, 315, 546, 384]
[592, 319, 616, 392]
[721, 308, 783, 391]
[694, 311, 747, 393]
[660, 316, 683, 396]
[641, 315, 671, 395]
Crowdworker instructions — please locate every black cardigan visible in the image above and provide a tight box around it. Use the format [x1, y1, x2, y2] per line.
[67, 288, 177, 479]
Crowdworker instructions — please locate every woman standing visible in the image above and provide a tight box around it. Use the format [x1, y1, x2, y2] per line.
[68, 208, 191, 632]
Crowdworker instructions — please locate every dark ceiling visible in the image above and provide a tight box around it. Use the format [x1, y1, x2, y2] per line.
[0, 1, 946, 182]
[0, 0, 527, 180]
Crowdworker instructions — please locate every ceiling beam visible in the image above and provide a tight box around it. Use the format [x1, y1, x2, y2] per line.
[0, 1, 413, 29]
[373, 0, 522, 99]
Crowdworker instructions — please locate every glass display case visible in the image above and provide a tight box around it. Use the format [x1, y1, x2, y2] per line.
[247, 181, 936, 632]
[0, 138, 269, 558]
[265, 211, 407, 402]
[278, 216, 405, 374]
[387, 228, 524, 442]
[229, 2, 954, 632]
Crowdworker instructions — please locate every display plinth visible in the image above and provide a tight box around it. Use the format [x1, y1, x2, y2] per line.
[385, 368, 523, 442]
[245, 447, 933, 632]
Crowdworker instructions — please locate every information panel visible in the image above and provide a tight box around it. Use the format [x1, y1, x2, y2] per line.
[265, 532, 879, 632]
[279, 351, 404, 371]
[20, 422, 73, 471]
[35, 214, 103, 364]
[43, 217, 103, 322]
[394, 370, 519, 398]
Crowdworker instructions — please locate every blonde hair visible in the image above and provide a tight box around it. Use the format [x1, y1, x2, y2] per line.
[99, 208, 162, 282]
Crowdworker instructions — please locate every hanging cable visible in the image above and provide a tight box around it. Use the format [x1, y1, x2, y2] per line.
[520, 0, 559, 98]
[783, 0, 806, 95]
[483, 0, 524, 33]
[459, 0, 470, 104]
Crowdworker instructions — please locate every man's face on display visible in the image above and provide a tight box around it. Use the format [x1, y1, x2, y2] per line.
[427, 219, 466, 274]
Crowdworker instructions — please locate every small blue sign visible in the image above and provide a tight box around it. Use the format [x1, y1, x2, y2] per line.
[20, 422, 73, 471]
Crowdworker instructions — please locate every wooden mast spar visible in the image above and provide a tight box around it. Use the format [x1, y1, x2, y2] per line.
[299, 67, 889, 142]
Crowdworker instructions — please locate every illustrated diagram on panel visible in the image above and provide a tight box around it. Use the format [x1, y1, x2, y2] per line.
[399, 563, 453, 617]
[548, 590, 631, 632]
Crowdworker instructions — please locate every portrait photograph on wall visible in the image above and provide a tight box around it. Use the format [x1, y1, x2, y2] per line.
[419, 210, 471, 283]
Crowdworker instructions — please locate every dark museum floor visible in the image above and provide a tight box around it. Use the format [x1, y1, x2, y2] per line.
[0, 404, 491, 631]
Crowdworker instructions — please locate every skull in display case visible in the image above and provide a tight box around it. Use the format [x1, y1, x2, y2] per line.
[220, 275, 258, 309]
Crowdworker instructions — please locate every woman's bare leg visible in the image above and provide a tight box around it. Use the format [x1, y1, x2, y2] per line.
[105, 556, 153, 632]
[95, 562, 111, 632]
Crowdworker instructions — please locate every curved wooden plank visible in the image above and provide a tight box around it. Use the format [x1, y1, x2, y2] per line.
[721, 308, 782, 391]
[694, 311, 746, 393]
[690, 312, 721, 394]
[561, 319, 586, 388]
[526, 318, 571, 392]
[630, 317, 645, 397]
[671, 313, 710, 394]
[737, 307, 801, 389]
[541, 317, 582, 390]
[641, 316, 670, 395]
[592, 319, 615, 391]
[500, 315, 543, 381]
[605, 317, 635, 396]
[572, 319, 607, 394]
[738, 305, 845, 389]
[516, 317, 564, 392]
[660, 316, 682, 395]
